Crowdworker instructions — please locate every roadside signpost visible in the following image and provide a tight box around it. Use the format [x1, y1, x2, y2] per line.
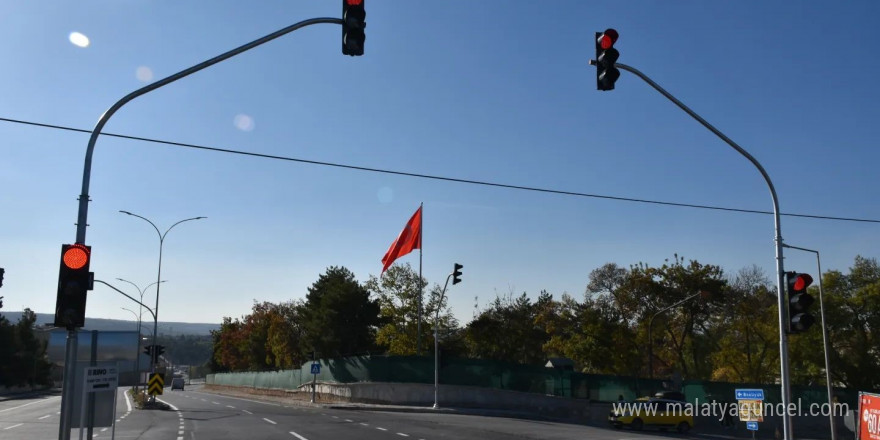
[310, 361, 320, 403]
[79, 366, 118, 440]
[736, 389, 764, 439]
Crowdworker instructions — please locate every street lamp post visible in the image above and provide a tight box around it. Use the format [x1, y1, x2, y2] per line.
[119, 211, 205, 374]
[647, 291, 704, 380]
[116, 279, 165, 391]
[782, 244, 836, 440]
[432, 272, 457, 410]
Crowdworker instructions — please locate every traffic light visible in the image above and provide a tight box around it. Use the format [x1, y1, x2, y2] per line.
[155, 345, 165, 359]
[53, 244, 93, 329]
[595, 28, 620, 91]
[786, 272, 815, 333]
[452, 263, 463, 285]
[144, 345, 154, 357]
[342, 0, 366, 56]
[0, 267, 4, 288]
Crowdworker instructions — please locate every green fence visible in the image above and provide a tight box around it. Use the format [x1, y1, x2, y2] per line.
[206, 355, 868, 407]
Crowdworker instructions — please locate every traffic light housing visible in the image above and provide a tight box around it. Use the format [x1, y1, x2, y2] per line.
[156, 345, 165, 359]
[452, 263, 463, 285]
[53, 244, 93, 329]
[144, 345, 153, 357]
[342, 0, 366, 56]
[0, 267, 4, 288]
[595, 28, 620, 91]
[786, 272, 815, 333]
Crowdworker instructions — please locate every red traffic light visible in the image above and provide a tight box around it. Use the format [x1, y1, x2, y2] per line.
[62, 244, 90, 270]
[598, 28, 619, 49]
[790, 273, 813, 292]
[346, 0, 362, 4]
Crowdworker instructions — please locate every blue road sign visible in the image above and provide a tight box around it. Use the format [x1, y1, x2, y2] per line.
[735, 389, 765, 400]
[310, 363, 320, 375]
[746, 421, 759, 431]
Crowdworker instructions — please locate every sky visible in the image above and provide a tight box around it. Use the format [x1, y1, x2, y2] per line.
[1, 1, 878, 326]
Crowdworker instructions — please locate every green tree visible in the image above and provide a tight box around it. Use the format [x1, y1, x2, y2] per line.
[465, 291, 550, 365]
[300, 266, 380, 358]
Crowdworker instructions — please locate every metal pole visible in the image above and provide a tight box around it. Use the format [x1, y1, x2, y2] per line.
[59, 330, 78, 440]
[72, 17, 341, 245]
[61, 18, 343, 439]
[782, 244, 837, 440]
[606, 61, 792, 440]
[418, 202, 424, 356]
[87, 331, 97, 440]
[310, 352, 317, 403]
[434, 273, 453, 409]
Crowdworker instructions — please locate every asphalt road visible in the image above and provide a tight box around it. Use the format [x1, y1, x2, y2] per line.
[155, 385, 699, 440]
[0, 388, 179, 440]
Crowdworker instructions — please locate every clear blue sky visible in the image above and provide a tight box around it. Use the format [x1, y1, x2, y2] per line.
[1, 1, 878, 325]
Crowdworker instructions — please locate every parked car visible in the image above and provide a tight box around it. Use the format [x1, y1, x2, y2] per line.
[171, 378, 185, 391]
[609, 398, 693, 433]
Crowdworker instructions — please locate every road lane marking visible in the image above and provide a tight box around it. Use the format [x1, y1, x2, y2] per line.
[290, 432, 309, 440]
[156, 398, 179, 411]
[212, 401, 220, 405]
[396, 434, 409, 437]
[332, 416, 339, 419]
[226, 405, 235, 408]
[179, 430, 184, 435]
[124, 390, 132, 412]
[38, 414, 51, 419]
[190, 391, 280, 406]
[263, 418, 277, 425]
[359, 423, 369, 426]
[201, 399, 207, 402]
[0, 396, 60, 413]
[377, 427, 388, 431]
[101, 428, 108, 432]
[243, 410, 253, 415]
[345, 419, 353, 422]
[3, 424, 23, 430]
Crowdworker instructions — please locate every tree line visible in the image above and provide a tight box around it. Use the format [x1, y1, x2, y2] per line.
[0, 308, 53, 388]
[209, 255, 880, 391]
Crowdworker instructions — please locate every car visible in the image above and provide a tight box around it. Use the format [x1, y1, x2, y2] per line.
[171, 378, 185, 391]
[609, 398, 693, 433]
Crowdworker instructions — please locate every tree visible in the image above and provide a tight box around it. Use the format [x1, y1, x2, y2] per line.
[709, 265, 779, 383]
[0, 308, 51, 387]
[465, 290, 550, 365]
[300, 266, 380, 358]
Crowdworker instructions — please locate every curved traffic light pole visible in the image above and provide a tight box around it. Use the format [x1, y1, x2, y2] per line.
[602, 61, 794, 440]
[61, 17, 343, 440]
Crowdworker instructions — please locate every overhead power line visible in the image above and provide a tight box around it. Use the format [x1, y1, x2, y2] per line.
[1, 116, 878, 224]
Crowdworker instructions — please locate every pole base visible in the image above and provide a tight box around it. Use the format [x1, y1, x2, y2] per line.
[432, 403, 439, 409]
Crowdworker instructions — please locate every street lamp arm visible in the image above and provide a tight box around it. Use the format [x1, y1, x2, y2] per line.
[94, 280, 156, 322]
[162, 217, 207, 241]
[74, 17, 343, 244]
[119, 211, 161, 241]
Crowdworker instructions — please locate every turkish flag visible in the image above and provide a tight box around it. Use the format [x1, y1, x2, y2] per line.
[381, 206, 422, 274]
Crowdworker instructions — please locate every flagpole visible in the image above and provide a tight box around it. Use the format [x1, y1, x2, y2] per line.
[417, 202, 423, 357]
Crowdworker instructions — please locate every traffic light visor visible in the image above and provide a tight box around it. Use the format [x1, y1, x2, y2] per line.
[792, 273, 813, 291]
[63, 244, 90, 270]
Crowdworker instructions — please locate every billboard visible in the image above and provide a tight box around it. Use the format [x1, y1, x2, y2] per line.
[860, 392, 880, 440]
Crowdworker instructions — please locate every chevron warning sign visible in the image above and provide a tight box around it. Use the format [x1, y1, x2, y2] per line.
[148, 372, 164, 396]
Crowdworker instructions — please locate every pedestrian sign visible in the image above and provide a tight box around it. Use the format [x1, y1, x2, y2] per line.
[148, 372, 164, 396]
[310, 363, 320, 375]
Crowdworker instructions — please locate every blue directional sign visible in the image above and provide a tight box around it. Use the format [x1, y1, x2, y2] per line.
[746, 421, 759, 431]
[310, 363, 320, 375]
[735, 389, 765, 400]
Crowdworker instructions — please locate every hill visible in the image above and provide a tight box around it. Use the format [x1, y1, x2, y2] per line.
[0, 311, 218, 336]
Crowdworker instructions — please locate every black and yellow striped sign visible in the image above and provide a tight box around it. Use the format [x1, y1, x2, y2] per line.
[148, 372, 164, 395]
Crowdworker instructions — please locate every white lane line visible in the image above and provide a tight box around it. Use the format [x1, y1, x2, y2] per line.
[38, 414, 51, 420]
[212, 401, 220, 405]
[290, 432, 309, 440]
[190, 391, 281, 407]
[226, 405, 235, 408]
[179, 430, 184, 435]
[123, 389, 132, 412]
[156, 398, 179, 411]
[359, 423, 369, 426]
[177, 437, 183, 440]
[331, 416, 339, 419]
[101, 428, 108, 432]
[263, 418, 277, 425]
[344, 419, 353, 422]
[243, 409, 253, 415]
[377, 427, 388, 431]
[396, 434, 410, 437]
[3, 423, 23, 430]
[0, 396, 61, 413]
[56, 411, 61, 415]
